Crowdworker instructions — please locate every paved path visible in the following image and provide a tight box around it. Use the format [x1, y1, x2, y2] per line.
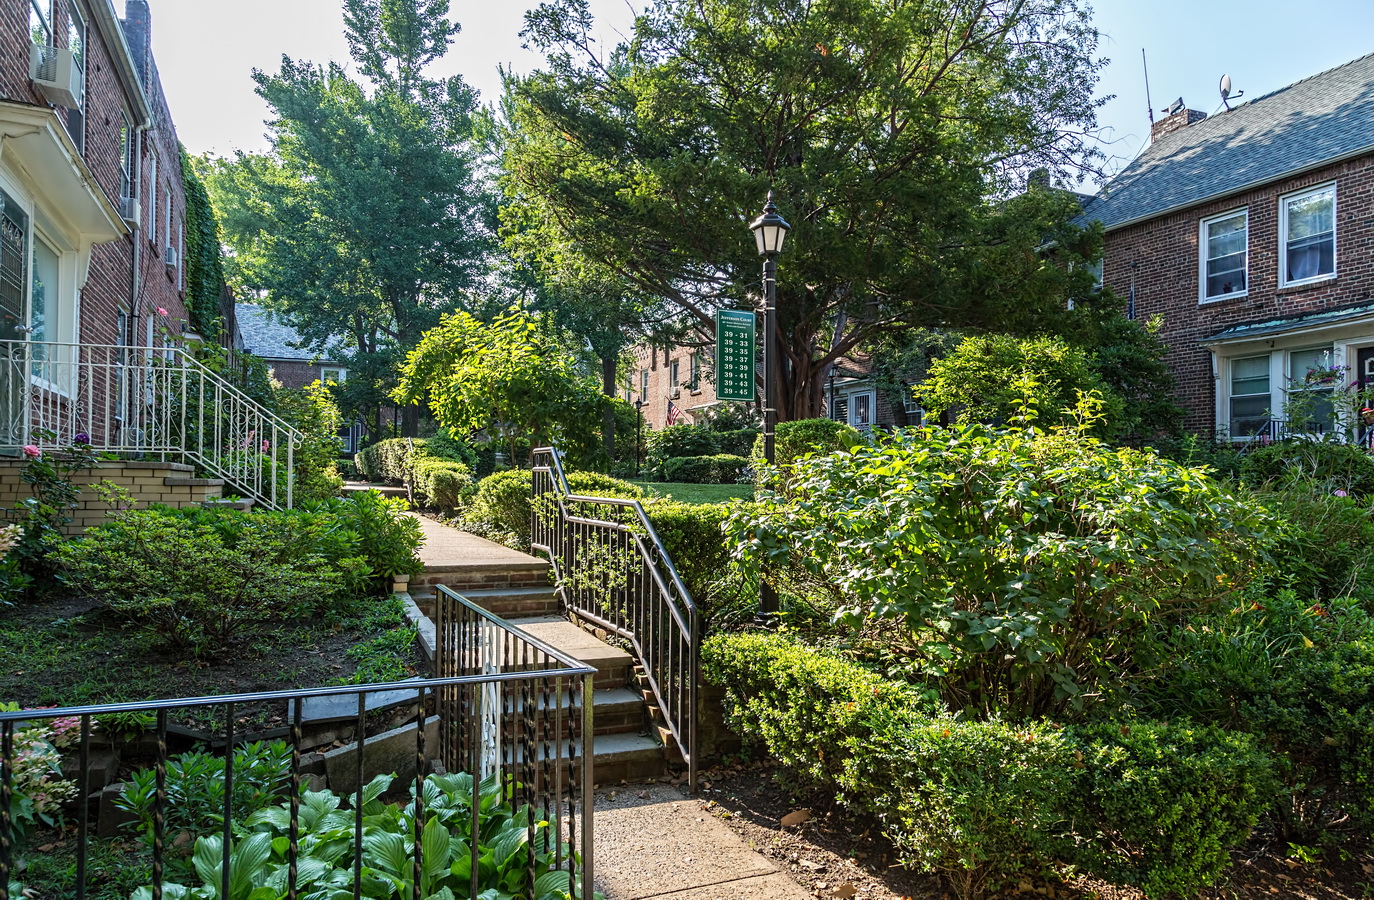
[408, 512, 543, 568]
[594, 784, 810, 900]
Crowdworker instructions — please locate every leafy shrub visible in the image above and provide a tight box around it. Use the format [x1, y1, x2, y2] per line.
[1068, 721, 1276, 898]
[0, 706, 77, 857]
[915, 333, 1125, 435]
[663, 454, 749, 484]
[412, 457, 474, 509]
[1255, 485, 1374, 601]
[730, 424, 1273, 719]
[465, 469, 644, 548]
[6, 434, 100, 592]
[1140, 589, 1374, 840]
[118, 741, 293, 863]
[712, 428, 758, 457]
[749, 418, 861, 493]
[131, 772, 586, 900]
[1241, 439, 1374, 498]
[355, 435, 473, 487]
[702, 633, 1071, 899]
[647, 501, 754, 626]
[272, 381, 344, 503]
[56, 493, 420, 657]
[646, 424, 718, 471]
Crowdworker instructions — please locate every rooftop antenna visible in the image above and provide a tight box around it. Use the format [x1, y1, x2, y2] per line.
[1143, 49, 1155, 125]
[1220, 73, 1244, 110]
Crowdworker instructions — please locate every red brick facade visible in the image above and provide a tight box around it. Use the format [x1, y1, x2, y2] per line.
[1, 0, 191, 353]
[1101, 153, 1374, 434]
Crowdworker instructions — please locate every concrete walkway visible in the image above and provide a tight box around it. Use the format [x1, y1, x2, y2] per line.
[595, 784, 810, 900]
[408, 512, 543, 568]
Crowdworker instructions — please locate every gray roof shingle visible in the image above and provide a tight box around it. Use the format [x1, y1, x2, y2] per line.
[1081, 52, 1374, 230]
[235, 303, 344, 363]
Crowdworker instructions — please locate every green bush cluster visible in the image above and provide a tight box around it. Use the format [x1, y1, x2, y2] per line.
[662, 453, 748, 484]
[354, 433, 477, 509]
[749, 418, 861, 493]
[703, 633, 1275, 900]
[1240, 439, 1374, 498]
[646, 424, 759, 477]
[463, 469, 645, 548]
[271, 381, 345, 504]
[644, 501, 757, 626]
[55, 492, 421, 658]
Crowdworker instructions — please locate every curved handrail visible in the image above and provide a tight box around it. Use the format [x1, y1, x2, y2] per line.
[530, 447, 701, 791]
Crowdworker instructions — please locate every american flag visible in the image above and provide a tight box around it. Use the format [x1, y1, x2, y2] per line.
[666, 400, 682, 426]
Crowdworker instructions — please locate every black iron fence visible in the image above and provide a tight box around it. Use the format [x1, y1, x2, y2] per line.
[0, 590, 595, 900]
[530, 447, 700, 791]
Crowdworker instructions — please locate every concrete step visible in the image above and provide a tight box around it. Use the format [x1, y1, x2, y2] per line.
[504, 733, 667, 785]
[415, 586, 559, 619]
[165, 475, 225, 488]
[506, 616, 633, 691]
[416, 561, 551, 592]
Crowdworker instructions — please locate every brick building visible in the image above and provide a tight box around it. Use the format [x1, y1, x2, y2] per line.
[1081, 52, 1374, 439]
[629, 342, 915, 431]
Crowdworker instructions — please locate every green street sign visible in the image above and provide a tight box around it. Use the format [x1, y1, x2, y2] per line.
[715, 308, 756, 402]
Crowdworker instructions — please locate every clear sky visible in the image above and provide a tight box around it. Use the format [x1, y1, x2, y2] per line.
[138, 0, 1373, 185]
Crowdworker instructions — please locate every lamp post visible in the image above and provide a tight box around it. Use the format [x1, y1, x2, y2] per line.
[634, 399, 645, 477]
[749, 191, 790, 624]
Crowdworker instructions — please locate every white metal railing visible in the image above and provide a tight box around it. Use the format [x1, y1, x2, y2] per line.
[0, 340, 301, 509]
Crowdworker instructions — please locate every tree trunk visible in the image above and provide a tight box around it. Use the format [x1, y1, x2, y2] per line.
[601, 354, 618, 461]
[400, 404, 420, 438]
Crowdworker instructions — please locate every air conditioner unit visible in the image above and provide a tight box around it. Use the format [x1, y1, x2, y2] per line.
[120, 197, 140, 226]
[165, 245, 179, 267]
[29, 44, 83, 110]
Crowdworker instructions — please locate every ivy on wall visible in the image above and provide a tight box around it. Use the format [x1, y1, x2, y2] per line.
[179, 144, 227, 340]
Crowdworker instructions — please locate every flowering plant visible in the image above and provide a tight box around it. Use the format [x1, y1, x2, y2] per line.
[1304, 362, 1349, 386]
[0, 706, 78, 853]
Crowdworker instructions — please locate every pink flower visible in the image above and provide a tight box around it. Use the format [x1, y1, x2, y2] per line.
[260, 439, 270, 453]
[156, 307, 169, 317]
[1335, 489, 1349, 497]
[22, 445, 41, 458]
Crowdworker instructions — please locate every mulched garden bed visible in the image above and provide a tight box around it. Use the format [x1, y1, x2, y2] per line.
[0, 592, 425, 722]
[689, 759, 1374, 900]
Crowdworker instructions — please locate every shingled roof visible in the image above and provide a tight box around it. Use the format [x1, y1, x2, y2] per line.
[235, 303, 344, 363]
[1081, 52, 1374, 231]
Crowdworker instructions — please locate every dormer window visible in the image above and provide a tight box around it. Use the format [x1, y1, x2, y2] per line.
[1200, 209, 1248, 302]
[1281, 184, 1336, 286]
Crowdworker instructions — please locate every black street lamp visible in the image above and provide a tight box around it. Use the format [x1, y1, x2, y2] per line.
[634, 399, 645, 478]
[749, 191, 790, 624]
[749, 191, 791, 467]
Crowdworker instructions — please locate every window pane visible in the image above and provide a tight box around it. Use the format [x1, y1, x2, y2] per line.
[0, 190, 28, 344]
[1289, 347, 1335, 383]
[30, 0, 51, 44]
[1287, 233, 1334, 282]
[1286, 190, 1334, 240]
[32, 238, 57, 346]
[1204, 213, 1247, 298]
[1231, 356, 1269, 396]
[66, 1, 84, 70]
[1231, 394, 1272, 434]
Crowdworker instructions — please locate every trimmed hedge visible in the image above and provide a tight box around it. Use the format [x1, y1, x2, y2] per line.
[354, 435, 476, 486]
[412, 458, 474, 510]
[703, 632, 1279, 900]
[645, 500, 755, 626]
[663, 453, 749, 484]
[464, 469, 645, 548]
[750, 418, 861, 492]
[1067, 721, 1276, 899]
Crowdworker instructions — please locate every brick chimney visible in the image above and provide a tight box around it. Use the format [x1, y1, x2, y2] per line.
[1151, 105, 1208, 142]
[121, 0, 151, 87]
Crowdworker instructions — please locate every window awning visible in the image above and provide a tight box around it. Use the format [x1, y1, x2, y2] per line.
[0, 101, 126, 245]
[1201, 302, 1374, 348]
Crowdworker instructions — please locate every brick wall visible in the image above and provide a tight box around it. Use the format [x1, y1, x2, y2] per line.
[632, 345, 729, 430]
[269, 359, 331, 391]
[1100, 154, 1374, 432]
[0, 459, 222, 533]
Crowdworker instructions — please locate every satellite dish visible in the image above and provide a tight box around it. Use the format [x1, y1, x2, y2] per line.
[1220, 74, 1243, 110]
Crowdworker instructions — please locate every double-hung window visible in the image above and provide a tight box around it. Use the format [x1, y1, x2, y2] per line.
[1288, 346, 1338, 434]
[119, 114, 136, 207]
[669, 359, 680, 396]
[1281, 184, 1336, 286]
[849, 391, 875, 429]
[320, 367, 346, 384]
[1229, 356, 1271, 437]
[63, 0, 86, 150]
[1201, 209, 1248, 300]
[639, 368, 648, 400]
[688, 352, 700, 391]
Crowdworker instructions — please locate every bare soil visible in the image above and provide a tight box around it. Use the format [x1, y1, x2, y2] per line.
[691, 759, 1374, 900]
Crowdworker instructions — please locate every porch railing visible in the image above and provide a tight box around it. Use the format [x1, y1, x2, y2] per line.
[0, 589, 595, 900]
[0, 339, 302, 509]
[530, 446, 701, 791]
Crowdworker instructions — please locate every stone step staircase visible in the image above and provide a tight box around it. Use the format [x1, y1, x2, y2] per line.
[406, 518, 669, 784]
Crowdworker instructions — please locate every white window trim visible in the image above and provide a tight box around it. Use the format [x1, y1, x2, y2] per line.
[847, 389, 877, 428]
[147, 151, 158, 242]
[320, 366, 347, 384]
[1279, 182, 1337, 288]
[1199, 207, 1249, 303]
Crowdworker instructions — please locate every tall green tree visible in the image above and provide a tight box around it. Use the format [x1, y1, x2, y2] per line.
[200, 0, 490, 437]
[503, 0, 1108, 420]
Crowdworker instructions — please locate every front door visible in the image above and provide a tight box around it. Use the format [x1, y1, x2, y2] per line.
[0, 189, 28, 447]
[1357, 347, 1374, 447]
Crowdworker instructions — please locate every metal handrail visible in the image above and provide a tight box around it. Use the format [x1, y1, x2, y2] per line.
[530, 446, 701, 791]
[0, 339, 303, 508]
[1, 588, 597, 900]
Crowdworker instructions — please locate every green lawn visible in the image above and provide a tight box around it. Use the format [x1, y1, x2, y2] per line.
[632, 481, 754, 504]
